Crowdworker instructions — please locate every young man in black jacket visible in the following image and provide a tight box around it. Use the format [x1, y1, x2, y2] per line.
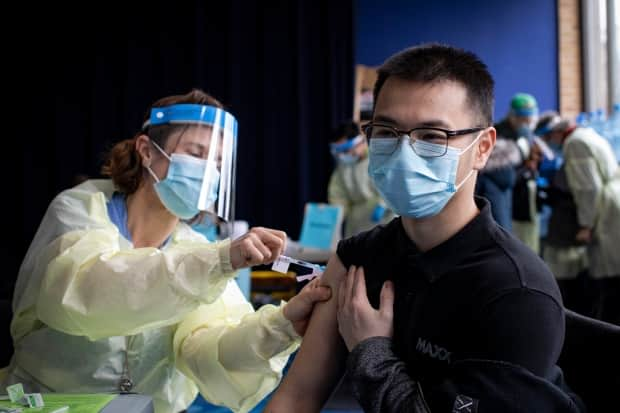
[266, 43, 582, 413]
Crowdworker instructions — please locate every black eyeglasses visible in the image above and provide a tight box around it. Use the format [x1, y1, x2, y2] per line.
[362, 122, 486, 157]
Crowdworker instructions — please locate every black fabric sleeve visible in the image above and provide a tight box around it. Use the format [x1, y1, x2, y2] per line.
[336, 217, 401, 269]
[346, 337, 430, 413]
[346, 337, 583, 413]
[336, 223, 384, 269]
[336, 232, 367, 269]
[474, 288, 565, 378]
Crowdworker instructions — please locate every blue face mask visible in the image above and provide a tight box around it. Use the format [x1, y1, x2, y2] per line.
[368, 135, 480, 219]
[516, 124, 533, 138]
[148, 143, 220, 220]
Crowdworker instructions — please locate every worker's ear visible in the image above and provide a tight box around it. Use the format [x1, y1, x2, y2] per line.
[473, 127, 496, 170]
[136, 134, 154, 167]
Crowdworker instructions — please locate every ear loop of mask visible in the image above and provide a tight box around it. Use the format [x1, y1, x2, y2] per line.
[145, 140, 171, 183]
[454, 130, 484, 190]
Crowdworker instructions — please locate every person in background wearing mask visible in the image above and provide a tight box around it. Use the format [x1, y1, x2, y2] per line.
[328, 121, 395, 238]
[535, 113, 620, 325]
[266, 44, 581, 412]
[494, 93, 543, 253]
[533, 112, 588, 315]
[1, 89, 331, 413]
[475, 136, 521, 230]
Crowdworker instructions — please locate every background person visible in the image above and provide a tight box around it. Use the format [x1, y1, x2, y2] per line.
[328, 121, 395, 238]
[536, 113, 620, 325]
[495, 93, 543, 253]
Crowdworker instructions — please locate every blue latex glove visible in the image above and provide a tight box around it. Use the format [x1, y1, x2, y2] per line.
[536, 176, 550, 188]
[371, 204, 386, 222]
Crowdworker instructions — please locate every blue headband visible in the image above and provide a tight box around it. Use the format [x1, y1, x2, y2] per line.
[534, 124, 553, 136]
[143, 104, 238, 134]
[511, 107, 539, 117]
[330, 135, 363, 154]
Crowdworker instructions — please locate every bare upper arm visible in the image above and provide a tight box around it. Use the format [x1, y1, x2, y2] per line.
[265, 253, 348, 412]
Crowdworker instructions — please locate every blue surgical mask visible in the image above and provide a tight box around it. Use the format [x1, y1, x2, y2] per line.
[368, 135, 480, 219]
[147, 143, 220, 219]
[516, 124, 533, 138]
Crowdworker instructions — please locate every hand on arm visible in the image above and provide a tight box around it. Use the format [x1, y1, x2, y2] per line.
[283, 277, 332, 336]
[174, 278, 330, 412]
[337, 265, 394, 351]
[341, 279, 568, 413]
[174, 282, 300, 413]
[265, 254, 349, 413]
[337, 267, 429, 413]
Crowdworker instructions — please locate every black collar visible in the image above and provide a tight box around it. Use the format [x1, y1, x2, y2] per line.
[395, 197, 496, 283]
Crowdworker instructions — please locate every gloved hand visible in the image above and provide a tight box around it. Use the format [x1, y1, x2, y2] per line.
[371, 204, 386, 222]
[283, 278, 332, 336]
[230, 227, 287, 269]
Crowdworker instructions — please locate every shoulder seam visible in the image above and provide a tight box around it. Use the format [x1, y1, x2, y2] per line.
[488, 224, 527, 287]
[482, 286, 564, 314]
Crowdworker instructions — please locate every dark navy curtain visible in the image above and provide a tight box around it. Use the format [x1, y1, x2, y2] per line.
[3, 0, 354, 299]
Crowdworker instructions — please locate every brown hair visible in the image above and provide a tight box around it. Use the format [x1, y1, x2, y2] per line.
[101, 89, 224, 194]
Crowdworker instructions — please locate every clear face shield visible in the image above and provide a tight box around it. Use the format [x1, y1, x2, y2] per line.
[144, 104, 238, 222]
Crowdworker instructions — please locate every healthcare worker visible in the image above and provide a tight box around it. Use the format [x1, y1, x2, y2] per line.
[327, 121, 395, 238]
[494, 93, 542, 253]
[2, 89, 331, 412]
[536, 113, 620, 324]
[533, 112, 588, 313]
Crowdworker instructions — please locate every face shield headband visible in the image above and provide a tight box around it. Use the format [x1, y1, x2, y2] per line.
[329, 135, 364, 156]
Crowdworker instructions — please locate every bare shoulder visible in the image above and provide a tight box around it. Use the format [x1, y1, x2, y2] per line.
[320, 253, 347, 289]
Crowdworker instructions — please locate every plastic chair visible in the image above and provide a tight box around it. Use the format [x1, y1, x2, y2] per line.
[558, 309, 620, 413]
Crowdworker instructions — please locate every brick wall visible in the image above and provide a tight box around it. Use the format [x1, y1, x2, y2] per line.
[558, 0, 583, 117]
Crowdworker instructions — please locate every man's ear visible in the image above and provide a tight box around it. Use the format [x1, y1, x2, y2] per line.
[135, 134, 153, 167]
[473, 127, 496, 170]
